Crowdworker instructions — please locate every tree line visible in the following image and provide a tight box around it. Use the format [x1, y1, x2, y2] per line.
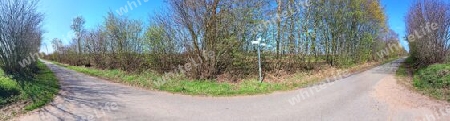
[406, 0, 450, 67]
[0, 0, 44, 76]
[46, 0, 406, 81]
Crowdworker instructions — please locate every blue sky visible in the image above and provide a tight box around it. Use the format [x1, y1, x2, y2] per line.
[38, 0, 411, 53]
[381, 0, 412, 51]
[38, 0, 164, 53]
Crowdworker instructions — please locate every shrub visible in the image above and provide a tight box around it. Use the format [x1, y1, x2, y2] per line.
[414, 63, 450, 88]
[0, 71, 20, 106]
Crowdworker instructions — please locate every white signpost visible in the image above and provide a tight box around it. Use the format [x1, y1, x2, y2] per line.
[252, 38, 266, 83]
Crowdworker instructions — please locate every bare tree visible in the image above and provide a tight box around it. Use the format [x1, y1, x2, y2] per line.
[71, 16, 86, 54]
[46, 0, 406, 82]
[0, 0, 44, 75]
[406, 0, 450, 66]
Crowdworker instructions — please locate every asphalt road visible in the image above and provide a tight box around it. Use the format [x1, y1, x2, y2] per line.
[15, 59, 450, 121]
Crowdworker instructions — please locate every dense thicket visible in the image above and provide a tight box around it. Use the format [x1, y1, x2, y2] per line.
[0, 0, 44, 75]
[46, 0, 406, 81]
[406, 0, 450, 67]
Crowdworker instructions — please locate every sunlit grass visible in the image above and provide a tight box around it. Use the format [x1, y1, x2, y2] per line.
[0, 61, 60, 111]
[396, 56, 450, 102]
[0, 71, 20, 106]
[413, 63, 450, 101]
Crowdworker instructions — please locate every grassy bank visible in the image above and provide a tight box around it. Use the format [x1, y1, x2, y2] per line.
[413, 63, 450, 101]
[397, 57, 450, 102]
[0, 61, 60, 120]
[52, 58, 398, 96]
[53, 62, 286, 96]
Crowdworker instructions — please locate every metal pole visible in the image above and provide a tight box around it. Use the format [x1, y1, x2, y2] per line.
[257, 44, 262, 83]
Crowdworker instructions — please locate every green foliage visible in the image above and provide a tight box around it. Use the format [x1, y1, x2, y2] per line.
[21, 62, 60, 110]
[145, 24, 168, 53]
[395, 57, 416, 90]
[404, 56, 416, 65]
[0, 71, 20, 106]
[413, 63, 450, 100]
[414, 64, 450, 88]
[396, 64, 409, 77]
[0, 61, 60, 111]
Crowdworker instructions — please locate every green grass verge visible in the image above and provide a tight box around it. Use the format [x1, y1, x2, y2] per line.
[0, 61, 60, 110]
[396, 56, 450, 102]
[0, 72, 21, 106]
[53, 62, 289, 96]
[413, 63, 450, 101]
[396, 57, 415, 76]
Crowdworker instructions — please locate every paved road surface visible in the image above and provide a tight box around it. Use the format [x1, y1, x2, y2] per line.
[16, 59, 450, 121]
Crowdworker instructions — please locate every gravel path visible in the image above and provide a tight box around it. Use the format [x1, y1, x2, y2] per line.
[14, 59, 449, 121]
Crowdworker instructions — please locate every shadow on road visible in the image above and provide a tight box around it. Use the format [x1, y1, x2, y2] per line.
[35, 62, 131, 120]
